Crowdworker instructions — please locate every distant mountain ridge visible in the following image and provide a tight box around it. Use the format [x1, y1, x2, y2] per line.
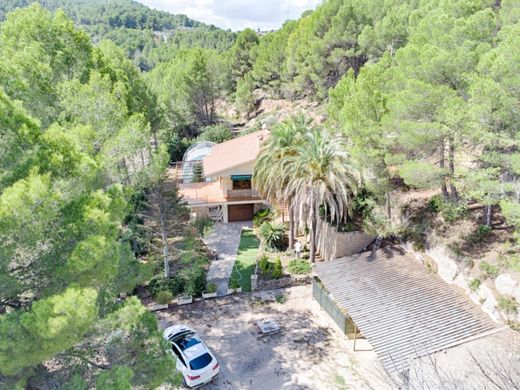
[0, 0, 236, 71]
[0, 0, 205, 31]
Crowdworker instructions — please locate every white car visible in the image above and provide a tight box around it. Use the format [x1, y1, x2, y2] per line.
[163, 325, 220, 388]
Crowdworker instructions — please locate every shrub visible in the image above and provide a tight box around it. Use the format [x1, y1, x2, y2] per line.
[400, 227, 426, 252]
[272, 257, 283, 279]
[164, 131, 193, 162]
[150, 277, 178, 297]
[441, 202, 468, 223]
[205, 282, 217, 293]
[196, 125, 232, 143]
[229, 278, 240, 289]
[148, 277, 162, 297]
[399, 161, 444, 189]
[156, 290, 173, 305]
[428, 195, 444, 213]
[463, 257, 475, 270]
[507, 255, 520, 272]
[258, 254, 270, 275]
[259, 221, 285, 251]
[288, 259, 312, 275]
[469, 278, 481, 292]
[479, 261, 499, 279]
[184, 268, 206, 297]
[192, 216, 214, 237]
[253, 208, 272, 227]
[498, 296, 518, 314]
[168, 275, 185, 296]
[276, 294, 287, 304]
[352, 188, 376, 220]
[121, 221, 150, 256]
[336, 221, 360, 233]
[466, 224, 493, 245]
[478, 224, 492, 236]
[507, 320, 520, 332]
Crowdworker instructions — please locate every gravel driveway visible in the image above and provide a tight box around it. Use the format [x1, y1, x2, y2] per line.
[156, 286, 386, 390]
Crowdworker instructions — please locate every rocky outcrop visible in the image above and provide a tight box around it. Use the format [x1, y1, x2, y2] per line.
[426, 246, 459, 282]
[470, 284, 503, 322]
[404, 243, 514, 323]
[495, 274, 520, 302]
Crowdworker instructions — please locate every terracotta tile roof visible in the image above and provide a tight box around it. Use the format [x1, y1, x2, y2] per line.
[203, 129, 270, 177]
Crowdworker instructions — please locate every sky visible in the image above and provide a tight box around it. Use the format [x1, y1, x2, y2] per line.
[135, 0, 322, 31]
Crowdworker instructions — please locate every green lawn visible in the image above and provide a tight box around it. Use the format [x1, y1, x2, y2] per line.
[229, 229, 260, 292]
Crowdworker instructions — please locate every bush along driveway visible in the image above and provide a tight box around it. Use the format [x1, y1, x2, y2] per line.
[205, 222, 252, 296]
[229, 229, 260, 292]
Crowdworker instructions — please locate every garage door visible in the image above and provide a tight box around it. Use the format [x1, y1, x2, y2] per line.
[228, 204, 254, 222]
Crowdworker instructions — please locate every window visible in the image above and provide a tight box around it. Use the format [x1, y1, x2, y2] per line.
[189, 353, 213, 370]
[171, 344, 186, 367]
[175, 333, 201, 351]
[232, 179, 251, 190]
[231, 175, 252, 190]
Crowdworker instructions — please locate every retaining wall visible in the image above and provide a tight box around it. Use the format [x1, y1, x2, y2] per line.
[316, 221, 374, 261]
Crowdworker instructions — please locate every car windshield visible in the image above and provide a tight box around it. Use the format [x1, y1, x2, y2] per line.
[175, 333, 201, 351]
[189, 353, 212, 370]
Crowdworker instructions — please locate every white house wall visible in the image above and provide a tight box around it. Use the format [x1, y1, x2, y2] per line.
[207, 161, 255, 180]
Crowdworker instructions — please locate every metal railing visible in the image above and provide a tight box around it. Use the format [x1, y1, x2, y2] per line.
[226, 188, 260, 199]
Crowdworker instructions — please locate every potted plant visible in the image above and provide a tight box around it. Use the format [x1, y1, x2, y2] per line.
[202, 282, 218, 299]
[177, 293, 193, 305]
[227, 278, 242, 294]
[151, 290, 172, 311]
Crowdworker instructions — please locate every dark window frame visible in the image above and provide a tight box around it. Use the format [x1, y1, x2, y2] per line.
[232, 178, 252, 190]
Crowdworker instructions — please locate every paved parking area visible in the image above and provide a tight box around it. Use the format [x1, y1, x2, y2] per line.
[156, 286, 387, 390]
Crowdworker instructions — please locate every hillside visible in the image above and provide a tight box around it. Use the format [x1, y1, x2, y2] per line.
[0, 0, 235, 69]
[1, 0, 520, 388]
[0, 0, 202, 30]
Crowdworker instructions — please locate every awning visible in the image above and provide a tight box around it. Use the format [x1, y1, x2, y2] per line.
[231, 175, 252, 181]
[314, 249, 497, 373]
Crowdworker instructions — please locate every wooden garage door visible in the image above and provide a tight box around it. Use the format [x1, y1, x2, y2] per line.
[228, 204, 254, 222]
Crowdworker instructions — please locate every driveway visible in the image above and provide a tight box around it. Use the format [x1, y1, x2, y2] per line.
[204, 222, 252, 296]
[156, 286, 387, 390]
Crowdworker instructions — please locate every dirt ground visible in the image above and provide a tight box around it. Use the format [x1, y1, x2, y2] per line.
[156, 286, 389, 390]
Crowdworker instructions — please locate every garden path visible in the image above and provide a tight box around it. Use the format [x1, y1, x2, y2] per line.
[204, 222, 252, 296]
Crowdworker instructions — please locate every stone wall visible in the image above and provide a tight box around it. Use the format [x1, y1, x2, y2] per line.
[316, 220, 374, 261]
[254, 274, 311, 291]
[402, 242, 520, 324]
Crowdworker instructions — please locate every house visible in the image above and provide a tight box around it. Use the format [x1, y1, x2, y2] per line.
[175, 129, 270, 222]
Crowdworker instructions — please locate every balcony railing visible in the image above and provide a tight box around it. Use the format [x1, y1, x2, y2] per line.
[226, 188, 260, 199]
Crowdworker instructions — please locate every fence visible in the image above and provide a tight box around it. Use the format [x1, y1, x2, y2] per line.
[227, 188, 260, 199]
[312, 277, 357, 338]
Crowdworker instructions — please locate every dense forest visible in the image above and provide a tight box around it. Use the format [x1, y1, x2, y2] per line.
[0, 0, 236, 70]
[1, 0, 520, 388]
[0, 3, 179, 389]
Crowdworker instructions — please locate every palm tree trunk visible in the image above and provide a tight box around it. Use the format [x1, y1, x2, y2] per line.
[310, 216, 317, 263]
[309, 196, 317, 263]
[289, 201, 295, 250]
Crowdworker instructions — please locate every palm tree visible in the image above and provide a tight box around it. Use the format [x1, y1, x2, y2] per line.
[284, 129, 358, 263]
[253, 115, 308, 249]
